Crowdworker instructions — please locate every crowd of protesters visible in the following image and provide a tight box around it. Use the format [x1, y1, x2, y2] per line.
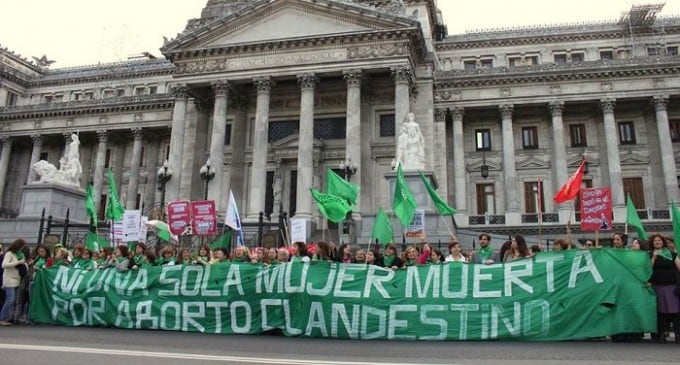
[1, 232, 679, 343]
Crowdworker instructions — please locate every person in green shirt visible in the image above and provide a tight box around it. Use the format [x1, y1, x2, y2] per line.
[471, 233, 498, 264]
[131, 243, 148, 270]
[78, 249, 96, 270]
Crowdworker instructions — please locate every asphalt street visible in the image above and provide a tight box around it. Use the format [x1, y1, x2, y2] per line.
[0, 325, 678, 365]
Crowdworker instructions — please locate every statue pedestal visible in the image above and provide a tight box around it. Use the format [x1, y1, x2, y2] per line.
[19, 183, 87, 223]
[385, 170, 438, 212]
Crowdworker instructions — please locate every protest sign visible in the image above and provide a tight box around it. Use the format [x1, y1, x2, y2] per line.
[580, 188, 613, 232]
[192, 200, 217, 236]
[167, 200, 192, 235]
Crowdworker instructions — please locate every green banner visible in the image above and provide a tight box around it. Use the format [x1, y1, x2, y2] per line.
[29, 249, 656, 341]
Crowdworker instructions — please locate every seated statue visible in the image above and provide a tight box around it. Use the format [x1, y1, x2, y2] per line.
[32, 133, 83, 187]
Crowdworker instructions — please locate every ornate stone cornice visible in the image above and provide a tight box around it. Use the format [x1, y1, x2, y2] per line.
[343, 70, 363, 88]
[297, 73, 318, 90]
[600, 98, 615, 113]
[653, 95, 669, 111]
[549, 101, 564, 117]
[499, 104, 514, 119]
[27, 60, 175, 88]
[0, 94, 174, 121]
[254, 77, 273, 94]
[212, 81, 230, 97]
[433, 57, 680, 90]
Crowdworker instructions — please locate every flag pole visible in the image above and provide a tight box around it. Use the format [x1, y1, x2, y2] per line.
[441, 215, 455, 238]
[537, 178, 543, 247]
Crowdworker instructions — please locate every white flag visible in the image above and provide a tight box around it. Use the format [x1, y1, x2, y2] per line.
[224, 190, 244, 246]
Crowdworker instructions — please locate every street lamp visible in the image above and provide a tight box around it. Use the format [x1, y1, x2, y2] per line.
[480, 151, 489, 179]
[582, 148, 589, 175]
[157, 160, 172, 220]
[199, 158, 216, 200]
[339, 157, 358, 180]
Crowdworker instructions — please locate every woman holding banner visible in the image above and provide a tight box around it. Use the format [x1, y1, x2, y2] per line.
[649, 234, 680, 343]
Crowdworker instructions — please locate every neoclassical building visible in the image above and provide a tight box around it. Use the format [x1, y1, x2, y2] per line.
[1, 0, 678, 244]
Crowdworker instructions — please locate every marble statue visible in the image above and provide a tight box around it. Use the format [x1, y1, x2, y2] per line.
[33, 133, 83, 187]
[395, 112, 425, 170]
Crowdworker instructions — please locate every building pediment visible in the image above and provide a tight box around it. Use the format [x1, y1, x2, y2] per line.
[270, 133, 325, 151]
[162, 0, 419, 55]
[517, 156, 551, 170]
[619, 150, 649, 165]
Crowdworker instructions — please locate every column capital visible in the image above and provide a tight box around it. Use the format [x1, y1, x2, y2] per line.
[212, 81, 230, 97]
[451, 106, 464, 121]
[600, 98, 616, 113]
[96, 130, 108, 143]
[391, 66, 413, 85]
[499, 104, 514, 119]
[254, 77, 273, 94]
[434, 108, 447, 123]
[131, 127, 144, 140]
[63, 132, 72, 142]
[297, 73, 318, 90]
[171, 85, 189, 99]
[0, 135, 12, 144]
[343, 70, 363, 87]
[30, 134, 43, 145]
[653, 95, 669, 111]
[549, 101, 564, 117]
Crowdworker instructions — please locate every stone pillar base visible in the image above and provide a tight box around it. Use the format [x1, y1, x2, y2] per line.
[19, 183, 87, 223]
[504, 211, 522, 225]
[612, 205, 626, 223]
[558, 207, 575, 224]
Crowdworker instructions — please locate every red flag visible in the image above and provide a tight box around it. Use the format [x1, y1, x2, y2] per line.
[553, 161, 585, 204]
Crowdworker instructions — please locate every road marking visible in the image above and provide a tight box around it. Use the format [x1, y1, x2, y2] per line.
[0, 343, 450, 365]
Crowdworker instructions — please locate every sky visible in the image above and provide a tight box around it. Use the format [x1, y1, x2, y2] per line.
[1, 0, 679, 68]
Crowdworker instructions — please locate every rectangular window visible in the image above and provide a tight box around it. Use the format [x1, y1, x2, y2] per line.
[476, 183, 495, 215]
[667, 46, 678, 56]
[117, 89, 126, 97]
[224, 124, 232, 146]
[39, 152, 48, 161]
[618, 122, 636, 145]
[148, 86, 157, 94]
[554, 54, 567, 64]
[53, 94, 63, 102]
[648, 47, 660, 56]
[670, 119, 680, 142]
[524, 181, 545, 213]
[600, 51, 613, 60]
[139, 147, 145, 167]
[103, 90, 114, 98]
[43, 95, 53, 104]
[73, 93, 82, 101]
[265, 171, 275, 219]
[83, 92, 94, 100]
[104, 148, 112, 168]
[522, 126, 539, 149]
[480, 59, 493, 68]
[379, 114, 395, 137]
[463, 60, 476, 70]
[623, 178, 645, 208]
[6, 92, 18, 106]
[525, 56, 539, 65]
[508, 57, 521, 67]
[475, 129, 491, 151]
[569, 124, 587, 147]
[570, 53, 584, 62]
[134, 87, 145, 96]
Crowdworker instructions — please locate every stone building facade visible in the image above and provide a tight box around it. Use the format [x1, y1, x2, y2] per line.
[0, 0, 678, 243]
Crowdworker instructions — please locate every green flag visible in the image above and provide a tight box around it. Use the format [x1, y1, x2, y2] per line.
[371, 208, 393, 246]
[85, 184, 97, 228]
[105, 170, 125, 221]
[310, 188, 353, 223]
[393, 164, 417, 227]
[671, 200, 680, 246]
[418, 171, 456, 216]
[210, 231, 232, 250]
[326, 169, 359, 205]
[85, 231, 111, 252]
[625, 195, 647, 240]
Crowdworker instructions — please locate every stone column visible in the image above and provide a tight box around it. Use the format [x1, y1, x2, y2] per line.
[0, 136, 12, 208]
[247, 77, 272, 220]
[601, 98, 625, 219]
[295, 73, 318, 219]
[143, 135, 161, 215]
[126, 128, 144, 209]
[392, 67, 412, 148]
[451, 107, 467, 214]
[500, 104, 520, 214]
[344, 70, 362, 216]
[549, 101, 570, 217]
[230, 95, 248, 205]
[208, 81, 229, 205]
[27, 134, 43, 184]
[166, 85, 188, 203]
[653, 95, 678, 203]
[0, 88, 8, 107]
[93, 130, 108, 212]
